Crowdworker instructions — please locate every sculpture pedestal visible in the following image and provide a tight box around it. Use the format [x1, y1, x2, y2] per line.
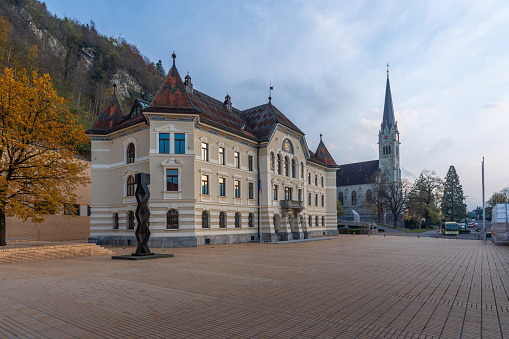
[112, 253, 174, 260]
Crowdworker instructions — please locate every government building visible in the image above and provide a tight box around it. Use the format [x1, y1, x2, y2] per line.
[336, 70, 401, 222]
[86, 53, 339, 247]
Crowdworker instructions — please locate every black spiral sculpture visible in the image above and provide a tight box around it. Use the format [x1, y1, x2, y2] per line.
[134, 173, 152, 255]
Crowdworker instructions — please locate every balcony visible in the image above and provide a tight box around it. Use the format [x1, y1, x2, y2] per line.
[280, 200, 304, 210]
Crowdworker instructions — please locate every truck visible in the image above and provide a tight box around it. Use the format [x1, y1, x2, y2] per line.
[491, 204, 509, 245]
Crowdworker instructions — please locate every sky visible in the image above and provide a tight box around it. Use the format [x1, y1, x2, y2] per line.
[42, 0, 509, 210]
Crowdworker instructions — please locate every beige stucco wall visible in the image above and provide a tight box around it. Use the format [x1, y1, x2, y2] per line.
[89, 113, 338, 244]
[6, 161, 91, 242]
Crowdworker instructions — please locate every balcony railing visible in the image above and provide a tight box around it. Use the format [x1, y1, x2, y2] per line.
[280, 200, 304, 209]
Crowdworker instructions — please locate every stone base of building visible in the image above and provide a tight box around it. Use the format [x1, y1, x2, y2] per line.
[90, 229, 338, 248]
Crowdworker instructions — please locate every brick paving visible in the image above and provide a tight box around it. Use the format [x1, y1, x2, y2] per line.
[0, 235, 508, 338]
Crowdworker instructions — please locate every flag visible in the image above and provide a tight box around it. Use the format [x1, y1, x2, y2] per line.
[258, 177, 262, 194]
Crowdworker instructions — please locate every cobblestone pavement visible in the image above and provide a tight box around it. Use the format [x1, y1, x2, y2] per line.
[0, 235, 508, 338]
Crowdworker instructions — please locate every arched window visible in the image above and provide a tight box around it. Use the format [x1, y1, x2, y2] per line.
[127, 143, 135, 163]
[338, 192, 344, 205]
[308, 215, 312, 227]
[219, 211, 226, 229]
[277, 154, 282, 175]
[300, 162, 304, 178]
[366, 189, 373, 202]
[127, 211, 135, 230]
[351, 191, 357, 206]
[127, 176, 135, 196]
[202, 211, 209, 228]
[167, 209, 178, 229]
[270, 152, 275, 172]
[248, 213, 254, 228]
[284, 157, 289, 176]
[112, 213, 119, 229]
[322, 216, 325, 226]
[315, 216, 319, 227]
[291, 159, 296, 178]
[235, 212, 241, 228]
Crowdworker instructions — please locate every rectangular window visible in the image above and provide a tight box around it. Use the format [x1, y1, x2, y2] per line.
[201, 142, 209, 161]
[159, 133, 169, 153]
[315, 175, 318, 186]
[219, 147, 225, 165]
[321, 176, 324, 187]
[219, 177, 226, 196]
[298, 189, 302, 202]
[248, 182, 254, 199]
[321, 195, 325, 207]
[234, 180, 241, 198]
[234, 151, 240, 168]
[315, 194, 318, 206]
[175, 133, 185, 154]
[308, 173, 311, 185]
[166, 169, 178, 191]
[273, 185, 279, 201]
[202, 174, 209, 195]
[248, 155, 253, 171]
[285, 187, 292, 201]
[308, 192, 311, 206]
[64, 203, 80, 216]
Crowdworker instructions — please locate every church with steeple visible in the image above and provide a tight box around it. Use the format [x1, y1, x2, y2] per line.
[336, 69, 401, 222]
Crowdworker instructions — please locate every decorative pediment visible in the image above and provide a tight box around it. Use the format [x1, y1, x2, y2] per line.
[233, 146, 243, 153]
[272, 177, 281, 184]
[217, 171, 229, 177]
[199, 136, 211, 143]
[247, 177, 256, 182]
[283, 179, 296, 187]
[217, 142, 228, 148]
[154, 123, 187, 133]
[122, 167, 139, 176]
[247, 151, 255, 156]
[122, 137, 137, 146]
[297, 182, 304, 188]
[161, 158, 183, 167]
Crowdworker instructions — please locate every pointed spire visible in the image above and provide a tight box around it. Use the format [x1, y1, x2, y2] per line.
[382, 67, 395, 129]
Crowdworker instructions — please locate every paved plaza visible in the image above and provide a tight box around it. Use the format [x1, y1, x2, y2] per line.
[0, 235, 508, 338]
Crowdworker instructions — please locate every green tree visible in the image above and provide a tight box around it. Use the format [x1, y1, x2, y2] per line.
[337, 200, 344, 218]
[441, 166, 466, 221]
[405, 170, 443, 227]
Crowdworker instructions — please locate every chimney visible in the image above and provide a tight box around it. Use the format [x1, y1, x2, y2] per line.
[224, 93, 232, 111]
[184, 73, 193, 94]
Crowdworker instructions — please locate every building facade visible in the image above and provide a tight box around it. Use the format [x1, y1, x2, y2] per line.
[337, 72, 401, 222]
[86, 54, 339, 247]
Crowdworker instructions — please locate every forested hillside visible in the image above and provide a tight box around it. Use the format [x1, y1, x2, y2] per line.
[0, 0, 165, 134]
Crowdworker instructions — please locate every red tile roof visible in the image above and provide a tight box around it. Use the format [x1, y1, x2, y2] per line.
[315, 139, 337, 166]
[89, 93, 124, 131]
[149, 60, 197, 113]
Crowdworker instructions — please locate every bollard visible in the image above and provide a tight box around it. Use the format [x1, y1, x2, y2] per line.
[456, 235, 458, 240]
[353, 232, 355, 236]
[418, 233, 420, 238]
[436, 233, 438, 239]
[384, 233, 386, 237]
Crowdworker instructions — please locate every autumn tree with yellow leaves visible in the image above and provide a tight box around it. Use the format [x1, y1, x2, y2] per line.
[0, 68, 89, 246]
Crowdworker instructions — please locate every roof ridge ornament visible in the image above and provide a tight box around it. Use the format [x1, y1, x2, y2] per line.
[386, 63, 389, 79]
[172, 51, 176, 67]
[268, 82, 274, 103]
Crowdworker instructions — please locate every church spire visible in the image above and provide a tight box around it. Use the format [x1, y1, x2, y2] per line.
[382, 67, 395, 129]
